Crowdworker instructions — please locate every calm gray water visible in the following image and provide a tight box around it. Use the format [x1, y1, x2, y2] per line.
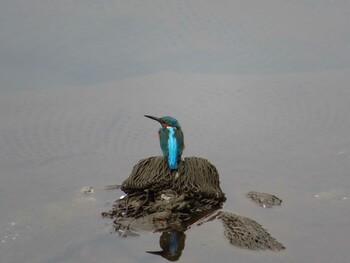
[1, 1, 350, 263]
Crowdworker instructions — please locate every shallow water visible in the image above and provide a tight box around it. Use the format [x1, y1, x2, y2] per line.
[1, 72, 350, 263]
[1, 1, 350, 263]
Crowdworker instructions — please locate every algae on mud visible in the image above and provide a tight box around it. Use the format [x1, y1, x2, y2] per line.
[246, 191, 282, 208]
[102, 156, 285, 259]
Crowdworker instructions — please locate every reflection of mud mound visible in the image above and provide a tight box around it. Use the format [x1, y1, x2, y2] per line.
[246, 191, 282, 208]
[104, 156, 226, 219]
[218, 212, 285, 250]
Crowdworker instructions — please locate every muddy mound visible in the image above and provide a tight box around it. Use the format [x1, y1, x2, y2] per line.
[246, 191, 282, 208]
[102, 156, 285, 253]
[104, 156, 226, 220]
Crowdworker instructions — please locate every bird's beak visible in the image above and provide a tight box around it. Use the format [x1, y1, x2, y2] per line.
[144, 115, 162, 124]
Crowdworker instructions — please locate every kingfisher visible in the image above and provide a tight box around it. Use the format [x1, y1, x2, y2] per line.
[145, 115, 184, 170]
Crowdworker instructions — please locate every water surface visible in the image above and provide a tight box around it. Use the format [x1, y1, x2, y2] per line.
[1, 1, 350, 263]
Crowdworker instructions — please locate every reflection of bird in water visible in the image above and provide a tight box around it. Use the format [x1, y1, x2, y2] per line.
[147, 231, 186, 262]
[144, 115, 184, 170]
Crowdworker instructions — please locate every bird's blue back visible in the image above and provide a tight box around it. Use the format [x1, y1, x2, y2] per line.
[145, 115, 184, 170]
[157, 117, 184, 169]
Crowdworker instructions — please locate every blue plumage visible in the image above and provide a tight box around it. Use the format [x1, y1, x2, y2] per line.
[167, 127, 178, 169]
[145, 115, 184, 170]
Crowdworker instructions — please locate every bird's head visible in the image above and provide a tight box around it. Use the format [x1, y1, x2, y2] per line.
[144, 115, 181, 130]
